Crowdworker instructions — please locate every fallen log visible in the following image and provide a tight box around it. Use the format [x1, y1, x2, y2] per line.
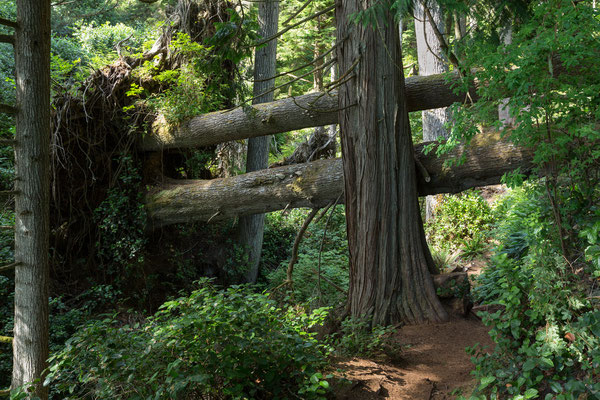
[140, 72, 478, 151]
[145, 132, 532, 227]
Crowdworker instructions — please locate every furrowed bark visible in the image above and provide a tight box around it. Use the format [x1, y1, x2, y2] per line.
[12, 0, 51, 398]
[140, 73, 477, 151]
[145, 132, 533, 228]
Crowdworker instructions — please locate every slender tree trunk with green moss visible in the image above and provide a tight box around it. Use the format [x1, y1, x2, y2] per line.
[12, 0, 51, 398]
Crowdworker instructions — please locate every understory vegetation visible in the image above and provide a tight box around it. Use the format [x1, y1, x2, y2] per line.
[0, 0, 599, 399]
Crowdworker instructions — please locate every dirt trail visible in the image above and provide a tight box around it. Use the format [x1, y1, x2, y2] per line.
[332, 315, 493, 399]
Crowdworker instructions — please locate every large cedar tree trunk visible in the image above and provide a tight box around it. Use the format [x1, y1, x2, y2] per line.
[237, 0, 279, 283]
[12, 0, 51, 397]
[336, 1, 448, 325]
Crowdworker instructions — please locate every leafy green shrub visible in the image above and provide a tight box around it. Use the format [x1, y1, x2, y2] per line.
[467, 185, 600, 399]
[47, 280, 332, 399]
[266, 207, 349, 308]
[426, 191, 494, 254]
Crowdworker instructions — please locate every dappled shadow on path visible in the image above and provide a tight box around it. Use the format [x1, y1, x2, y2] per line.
[332, 315, 494, 399]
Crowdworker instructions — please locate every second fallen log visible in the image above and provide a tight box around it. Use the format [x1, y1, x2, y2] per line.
[145, 132, 533, 228]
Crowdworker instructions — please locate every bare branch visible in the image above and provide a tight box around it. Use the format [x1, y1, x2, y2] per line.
[0, 261, 19, 273]
[282, 0, 314, 26]
[421, 1, 462, 72]
[255, 4, 335, 47]
[248, 57, 335, 103]
[286, 208, 320, 284]
[254, 43, 337, 82]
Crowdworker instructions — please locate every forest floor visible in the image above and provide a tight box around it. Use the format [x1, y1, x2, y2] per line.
[331, 259, 494, 400]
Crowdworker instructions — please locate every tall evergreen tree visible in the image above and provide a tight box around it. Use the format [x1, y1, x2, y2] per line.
[11, 0, 51, 398]
[237, 0, 279, 283]
[336, 0, 448, 325]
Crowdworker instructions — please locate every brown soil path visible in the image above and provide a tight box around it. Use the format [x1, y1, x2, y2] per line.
[332, 314, 494, 399]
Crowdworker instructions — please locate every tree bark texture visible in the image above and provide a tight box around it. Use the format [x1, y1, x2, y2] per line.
[140, 72, 478, 151]
[12, 0, 51, 398]
[145, 132, 533, 228]
[415, 1, 451, 220]
[238, 0, 279, 283]
[336, 1, 448, 325]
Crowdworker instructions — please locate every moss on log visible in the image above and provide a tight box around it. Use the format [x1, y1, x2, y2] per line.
[140, 72, 478, 151]
[145, 132, 532, 228]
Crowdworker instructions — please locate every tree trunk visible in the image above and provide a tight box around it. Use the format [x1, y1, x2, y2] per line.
[415, 0, 451, 220]
[140, 72, 479, 151]
[336, 0, 448, 325]
[12, 0, 51, 398]
[145, 132, 534, 228]
[237, 0, 279, 283]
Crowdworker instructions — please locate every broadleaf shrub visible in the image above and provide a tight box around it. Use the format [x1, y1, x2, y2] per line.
[46, 280, 332, 399]
[426, 190, 495, 254]
[467, 184, 600, 399]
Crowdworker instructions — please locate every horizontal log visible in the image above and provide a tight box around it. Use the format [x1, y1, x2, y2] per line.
[145, 132, 533, 228]
[140, 72, 478, 151]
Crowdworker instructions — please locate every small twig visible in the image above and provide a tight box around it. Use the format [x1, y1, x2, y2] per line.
[0, 226, 13, 230]
[207, 210, 221, 223]
[248, 58, 336, 103]
[115, 33, 134, 59]
[0, 261, 19, 273]
[254, 43, 338, 82]
[0, 336, 12, 343]
[0, 139, 16, 146]
[324, 57, 359, 90]
[0, 190, 19, 196]
[313, 202, 333, 225]
[310, 267, 347, 294]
